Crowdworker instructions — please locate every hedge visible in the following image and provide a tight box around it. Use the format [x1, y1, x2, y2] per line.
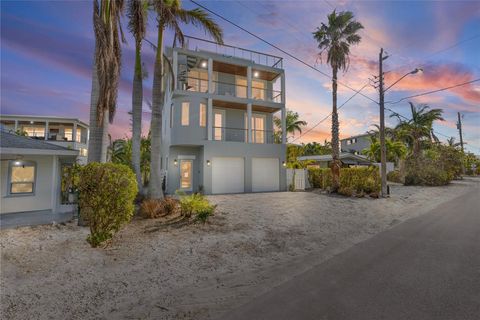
[78, 163, 138, 247]
[308, 167, 380, 197]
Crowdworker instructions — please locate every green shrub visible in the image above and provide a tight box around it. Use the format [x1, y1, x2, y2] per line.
[387, 170, 403, 183]
[404, 149, 455, 186]
[308, 168, 332, 189]
[196, 206, 215, 223]
[78, 163, 138, 247]
[308, 167, 380, 196]
[177, 192, 216, 221]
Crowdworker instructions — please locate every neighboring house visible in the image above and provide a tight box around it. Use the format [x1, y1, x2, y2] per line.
[0, 115, 89, 164]
[298, 153, 395, 173]
[160, 36, 287, 194]
[340, 133, 372, 154]
[0, 131, 78, 215]
[298, 153, 373, 168]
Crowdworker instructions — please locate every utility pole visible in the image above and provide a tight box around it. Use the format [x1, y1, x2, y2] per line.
[457, 112, 464, 153]
[378, 48, 388, 197]
[457, 112, 465, 175]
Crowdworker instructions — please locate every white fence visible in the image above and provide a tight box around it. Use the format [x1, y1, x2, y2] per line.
[286, 169, 310, 191]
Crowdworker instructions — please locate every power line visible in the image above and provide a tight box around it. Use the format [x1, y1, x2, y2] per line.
[189, 0, 379, 105]
[385, 78, 480, 104]
[385, 34, 480, 74]
[291, 83, 370, 143]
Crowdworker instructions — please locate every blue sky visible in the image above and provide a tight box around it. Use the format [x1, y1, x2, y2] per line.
[1, 0, 479, 153]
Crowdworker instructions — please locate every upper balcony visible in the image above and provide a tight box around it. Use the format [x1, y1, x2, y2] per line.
[180, 35, 283, 69]
[171, 36, 285, 106]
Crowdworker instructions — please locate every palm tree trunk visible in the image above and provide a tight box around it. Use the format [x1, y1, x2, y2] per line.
[87, 61, 107, 163]
[131, 43, 143, 193]
[149, 25, 165, 200]
[331, 67, 340, 191]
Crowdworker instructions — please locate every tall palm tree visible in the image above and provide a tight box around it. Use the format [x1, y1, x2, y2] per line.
[149, 0, 223, 199]
[88, 0, 125, 163]
[127, 0, 148, 192]
[392, 102, 444, 156]
[313, 10, 363, 191]
[274, 110, 307, 141]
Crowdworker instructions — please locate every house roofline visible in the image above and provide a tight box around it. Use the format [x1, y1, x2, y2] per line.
[0, 114, 89, 128]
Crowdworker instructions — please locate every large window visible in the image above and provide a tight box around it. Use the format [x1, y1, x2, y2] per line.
[187, 69, 208, 92]
[199, 103, 207, 127]
[181, 102, 190, 126]
[9, 161, 36, 194]
[252, 80, 265, 100]
[23, 126, 45, 138]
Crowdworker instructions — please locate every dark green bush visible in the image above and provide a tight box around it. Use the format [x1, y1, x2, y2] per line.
[78, 163, 138, 247]
[308, 168, 332, 189]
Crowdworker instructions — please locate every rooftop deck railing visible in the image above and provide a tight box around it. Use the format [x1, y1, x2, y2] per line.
[179, 36, 283, 69]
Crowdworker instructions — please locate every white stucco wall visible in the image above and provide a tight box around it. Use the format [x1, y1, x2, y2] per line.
[1, 155, 56, 214]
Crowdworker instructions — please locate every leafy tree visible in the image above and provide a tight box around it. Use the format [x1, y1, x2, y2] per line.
[313, 10, 363, 191]
[88, 0, 125, 163]
[302, 140, 332, 156]
[127, 0, 148, 192]
[362, 136, 407, 163]
[149, 0, 223, 199]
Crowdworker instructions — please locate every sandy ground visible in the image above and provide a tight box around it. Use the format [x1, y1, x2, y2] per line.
[1, 178, 478, 320]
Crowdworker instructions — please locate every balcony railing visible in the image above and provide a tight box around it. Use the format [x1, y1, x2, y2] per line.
[181, 76, 282, 103]
[47, 133, 87, 144]
[212, 127, 277, 144]
[180, 35, 283, 69]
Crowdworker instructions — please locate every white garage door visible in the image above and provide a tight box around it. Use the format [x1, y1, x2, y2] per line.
[252, 158, 280, 192]
[212, 157, 244, 194]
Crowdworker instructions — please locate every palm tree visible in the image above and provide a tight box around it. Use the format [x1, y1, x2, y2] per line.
[446, 137, 461, 148]
[274, 110, 307, 142]
[149, 0, 223, 199]
[88, 0, 125, 163]
[127, 0, 148, 192]
[391, 102, 444, 156]
[362, 136, 406, 163]
[313, 10, 363, 191]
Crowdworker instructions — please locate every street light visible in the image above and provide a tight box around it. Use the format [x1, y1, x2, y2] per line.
[385, 68, 423, 92]
[378, 60, 423, 197]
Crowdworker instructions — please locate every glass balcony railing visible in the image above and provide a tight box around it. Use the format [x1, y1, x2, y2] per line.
[212, 127, 277, 144]
[180, 76, 282, 103]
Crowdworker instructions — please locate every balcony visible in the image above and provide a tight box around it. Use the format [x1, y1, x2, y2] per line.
[181, 76, 282, 103]
[180, 35, 283, 69]
[212, 127, 277, 144]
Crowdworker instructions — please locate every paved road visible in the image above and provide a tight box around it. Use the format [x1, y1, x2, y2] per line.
[221, 185, 480, 320]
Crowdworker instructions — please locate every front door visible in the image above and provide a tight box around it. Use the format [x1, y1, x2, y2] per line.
[179, 160, 193, 191]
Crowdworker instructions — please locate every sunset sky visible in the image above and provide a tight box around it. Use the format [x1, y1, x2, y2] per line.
[1, 0, 479, 153]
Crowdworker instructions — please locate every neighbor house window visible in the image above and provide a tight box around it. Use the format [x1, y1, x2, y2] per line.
[79, 148, 88, 157]
[75, 128, 82, 142]
[181, 102, 190, 126]
[9, 161, 36, 194]
[199, 103, 206, 127]
[23, 126, 45, 138]
[64, 128, 73, 141]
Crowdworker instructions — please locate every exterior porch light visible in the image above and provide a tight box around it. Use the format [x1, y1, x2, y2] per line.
[200, 60, 207, 68]
[253, 71, 259, 78]
[206, 160, 211, 166]
[173, 159, 178, 166]
[282, 161, 286, 167]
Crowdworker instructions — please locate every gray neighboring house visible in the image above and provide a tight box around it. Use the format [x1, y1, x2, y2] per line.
[160, 36, 287, 195]
[0, 115, 89, 164]
[0, 131, 78, 215]
[340, 133, 372, 155]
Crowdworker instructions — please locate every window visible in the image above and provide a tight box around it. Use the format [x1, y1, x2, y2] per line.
[9, 161, 36, 194]
[187, 69, 208, 92]
[252, 80, 265, 100]
[64, 128, 73, 141]
[23, 126, 45, 138]
[199, 103, 207, 127]
[181, 102, 190, 126]
[170, 104, 174, 128]
[75, 128, 82, 142]
[79, 148, 88, 157]
[236, 76, 247, 98]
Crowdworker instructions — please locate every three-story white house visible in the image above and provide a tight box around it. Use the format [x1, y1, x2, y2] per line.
[161, 36, 287, 194]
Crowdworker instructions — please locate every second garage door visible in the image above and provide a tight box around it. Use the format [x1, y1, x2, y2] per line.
[212, 157, 244, 194]
[252, 158, 280, 192]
